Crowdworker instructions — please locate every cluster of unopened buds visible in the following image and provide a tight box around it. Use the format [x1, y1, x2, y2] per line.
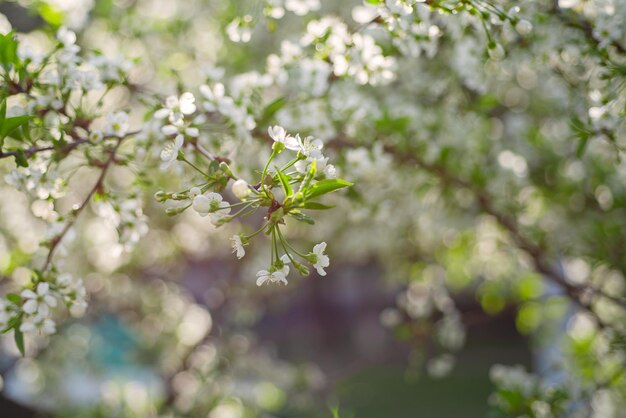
[153, 99, 352, 285]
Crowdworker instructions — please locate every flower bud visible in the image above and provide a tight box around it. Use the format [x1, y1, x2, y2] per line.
[515, 19, 532, 36]
[232, 179, 251, 200]
[214, 215, 233, 226]
[154, 190, 169, 202]
[171, 192, 188, 200]
[219, 162, 234, 177]
[295, 263, 310, 276]
[166, 206, 188, 216]
[272, 141, 285, 153]
[488, 43, 505, 60]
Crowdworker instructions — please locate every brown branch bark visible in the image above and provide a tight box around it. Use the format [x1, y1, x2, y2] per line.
[323, 133, 626, 322]
[42, 137, 125, 270]
[0, 138, 90, 160]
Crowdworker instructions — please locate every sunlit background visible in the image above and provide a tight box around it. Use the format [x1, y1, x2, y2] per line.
[1, 0, 625, 417]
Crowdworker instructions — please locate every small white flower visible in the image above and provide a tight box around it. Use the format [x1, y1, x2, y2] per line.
[297, 135, 324, 158]
[175, 92, 197, 115]
[17, 44, 43, 66]
[89, 130, 103, 142]
[230, 235, 246, 259]
[161, 124, 179, 136]
[385, 0, 413, 15]
[324, 164, 337, 178]
[226, 16, 253, 43]
[155, 92, 196, 126]
[57, 27, 77, 46]
[285, 0, 320, 16]
[515, 19, 533, 36]
[202, 65, 225, 80]
[160, 135, 184, 170]
[268, 125, 300, 151]
[20, 313, 56, 335]
[192, 192, 231, 224]
[200, 83, 225, 109]
[185, 127, 199, 137]
[57, 274, 87, 317]
[231, 179, 252, 200]
[69, 300, 87, 318]
[311, 242, 330, 276]
[256, 265, 290, 286]
[21, 282, 57, 317]
[189, 187, 202, 198]
[105, 111, 130, 137]
[295, 155, 337, 177]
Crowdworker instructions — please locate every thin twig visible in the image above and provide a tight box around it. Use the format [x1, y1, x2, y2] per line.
[42, 137, 125, 271]
[322, 134, 626, 322]
[0, 139, 90, 159]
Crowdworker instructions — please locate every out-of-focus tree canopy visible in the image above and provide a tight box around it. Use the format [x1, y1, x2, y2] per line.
[0, 0, 624, 417]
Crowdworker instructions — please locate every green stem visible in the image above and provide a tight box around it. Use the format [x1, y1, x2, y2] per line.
[280, 158, 299, 172]
[230, 200, 259, 218]
[276, 227, 297, 266]
[181, 156, 208, 178]
[246, 222, 269, 240]
[224, 199, 260, 209]
[272, 227, 281, 264]
[276, 227, 308, 259]
[261, 150, 278, 193]
[270, 226, 277, 264]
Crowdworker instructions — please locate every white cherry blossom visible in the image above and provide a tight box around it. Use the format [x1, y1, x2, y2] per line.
[21, 282, 58, 317]
[310, 242, 330, 276]
[230, 235, 246, 259]
[268, 125, 300, 151]
[256, 265, 290, 286]
[192, 192, 231, 224]
[160, 135, 184, 170]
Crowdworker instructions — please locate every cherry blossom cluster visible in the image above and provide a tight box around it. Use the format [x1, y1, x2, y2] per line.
[154, 118, 349, 286]
[0, 27, 140, 350]
[0, 0, 625, 415]
[0, 272, 86, 345]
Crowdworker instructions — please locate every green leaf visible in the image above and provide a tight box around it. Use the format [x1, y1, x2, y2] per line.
[298, 158, 317, 194]
[275, 165, 293, 197]
[1, 115, 33, 140]
[6, 293, 21, 304]
[0, 99, 5, 149]
[2, 315, 19, 334]
[289, 211, 315, 225]
[301, 201, 334, 210]
[304, 179, 353, 200]
[14, 150, 28, 167]
[307, 158, 317, 178]
[14, 327, 25, 356]
[570, 118, 590, 158]
[260, 97, 287, 124]
[0, 98, 6, 125]
[0, 32, 18, 70]
[38, 4, 65, 27]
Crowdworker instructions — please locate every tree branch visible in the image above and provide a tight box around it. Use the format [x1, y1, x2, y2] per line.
[323, 134, 626, 320]
[42, 137, 125, 270]
[0, 138, 90, 160]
